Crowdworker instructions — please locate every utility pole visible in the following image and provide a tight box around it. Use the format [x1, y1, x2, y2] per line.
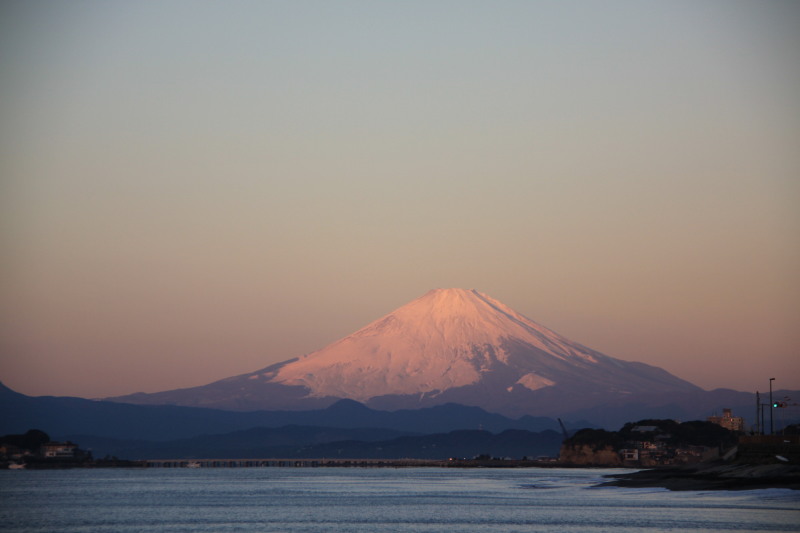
[769, 378, 775, 435]
[755, 391, 760, 435]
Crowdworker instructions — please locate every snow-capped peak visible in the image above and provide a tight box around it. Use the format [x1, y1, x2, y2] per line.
[269, 288, 602, 400]
[351, 288, 595, 360]
[107, 287, 702, 415]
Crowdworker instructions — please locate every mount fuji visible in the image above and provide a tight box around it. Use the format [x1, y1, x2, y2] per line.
[110, 288, 703, 418]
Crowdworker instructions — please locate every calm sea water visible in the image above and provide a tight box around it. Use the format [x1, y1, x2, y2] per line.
[1, 467, 797, 532]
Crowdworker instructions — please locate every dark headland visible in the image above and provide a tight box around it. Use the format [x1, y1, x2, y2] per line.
[559, 422, 800, 491]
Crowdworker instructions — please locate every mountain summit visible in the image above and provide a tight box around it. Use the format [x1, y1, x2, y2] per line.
[110, 288, 700, 416]
[272, 288, 618, 400]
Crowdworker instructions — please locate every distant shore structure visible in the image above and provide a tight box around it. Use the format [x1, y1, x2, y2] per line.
[707, 408, 744, 432]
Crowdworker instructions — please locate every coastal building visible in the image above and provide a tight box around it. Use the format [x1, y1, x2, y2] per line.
[0, 444, 23, 460]
[620, 449, 639, 462]
[707, 408, 744, 432]
[41, 442, 78, 458]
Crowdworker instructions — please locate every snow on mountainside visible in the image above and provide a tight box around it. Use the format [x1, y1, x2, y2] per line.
[241, 288, 698, 400]
[108, 288, 701, 415]
[261, 288, 601, 400]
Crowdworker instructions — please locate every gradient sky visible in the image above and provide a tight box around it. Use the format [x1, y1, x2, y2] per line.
[2, 1, 798, 399]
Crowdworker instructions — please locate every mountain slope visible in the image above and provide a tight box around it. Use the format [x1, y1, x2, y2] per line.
[109, 288, 701, 416]
[270, 288, 614, 399]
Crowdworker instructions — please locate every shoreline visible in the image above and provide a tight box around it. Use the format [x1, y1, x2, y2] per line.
[9, 457, 799, 492]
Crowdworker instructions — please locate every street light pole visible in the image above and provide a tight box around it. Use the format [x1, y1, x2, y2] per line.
[755, 391, 760, 435]
[769, 378, 775, 435]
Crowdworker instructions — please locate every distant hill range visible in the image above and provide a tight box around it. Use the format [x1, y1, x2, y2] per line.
[68, 427, 565, 461]
[0, 382, 567, 460]
[0, 381, 570, 440]
[105, 289, 776, 425]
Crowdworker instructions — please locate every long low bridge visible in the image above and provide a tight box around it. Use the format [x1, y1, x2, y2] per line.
[143, 458, 449, 468]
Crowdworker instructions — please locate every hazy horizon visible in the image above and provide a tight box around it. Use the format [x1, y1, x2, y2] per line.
[2, 1, 798, 399]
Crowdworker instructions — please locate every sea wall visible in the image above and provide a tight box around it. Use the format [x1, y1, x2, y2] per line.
[558, 444, 622, 466]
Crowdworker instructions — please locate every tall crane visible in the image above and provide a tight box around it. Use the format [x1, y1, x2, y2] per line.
[557, 418, 570, 440]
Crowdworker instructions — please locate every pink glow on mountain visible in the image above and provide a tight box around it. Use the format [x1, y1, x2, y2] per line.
[271, 288, 601, 400]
